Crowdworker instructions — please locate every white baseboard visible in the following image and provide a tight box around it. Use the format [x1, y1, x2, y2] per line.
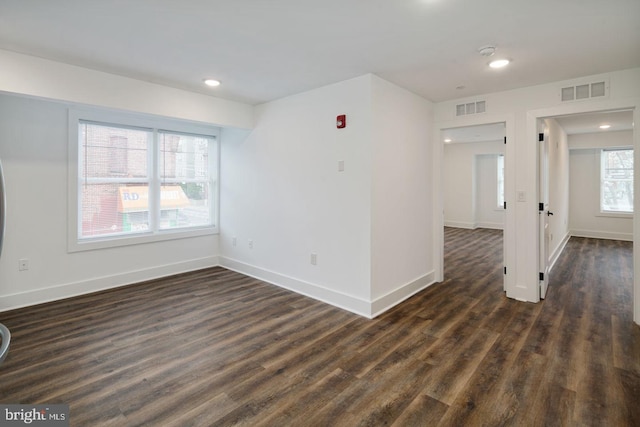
[444, 221, 476, 229]
[474, 222, 504, 230]
[1, 253, 436, 320]
[370, 271, 436, 318]
[0, 256, 220, 313]
[220, 257, 435, 319]
[220, 257, 372, 317]
[444, 221, 503, 230]
[549, 232, 570, 271]
[570, 229, 633, 242]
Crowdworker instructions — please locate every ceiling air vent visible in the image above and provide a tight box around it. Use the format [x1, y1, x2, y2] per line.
[456, 100, 486, 116]
[560, 81, 607, 102]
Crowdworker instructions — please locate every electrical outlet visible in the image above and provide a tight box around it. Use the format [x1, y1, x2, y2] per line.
[232, 236, 237, 247]
[338, 160, 345, 172]
[310, 253, 317, 265]
[19, 258, 29, 271]
[248, 239, 253, 249]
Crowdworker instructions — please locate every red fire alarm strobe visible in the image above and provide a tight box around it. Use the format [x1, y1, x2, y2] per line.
[336, 114, 346, 129]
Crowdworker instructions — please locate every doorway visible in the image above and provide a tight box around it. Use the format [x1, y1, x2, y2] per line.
[537, 109, 635, 300]
[441, 122, 506, 289]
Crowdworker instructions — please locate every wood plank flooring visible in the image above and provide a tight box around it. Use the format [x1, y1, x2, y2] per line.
[0, 227, 638, 426]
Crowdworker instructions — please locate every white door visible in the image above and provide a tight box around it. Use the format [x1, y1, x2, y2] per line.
[538, 122, 551, 299]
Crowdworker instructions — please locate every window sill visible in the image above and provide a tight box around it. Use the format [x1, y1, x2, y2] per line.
[68, 226, 218, 253]
[597, 212, 633, 219]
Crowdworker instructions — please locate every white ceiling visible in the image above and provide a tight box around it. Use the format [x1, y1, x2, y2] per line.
[0, 0, 639, 105]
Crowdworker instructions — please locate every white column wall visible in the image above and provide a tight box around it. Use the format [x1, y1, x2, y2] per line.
[220, 75, 375, 315]
[369, 75, 434, 314]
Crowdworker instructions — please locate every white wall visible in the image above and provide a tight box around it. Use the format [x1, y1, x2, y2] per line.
[569, 130, 633, 241]
[0, 49, 253, 129]
[434, 67, 640, 307]
[0, 94, 220, 310]
[220, 75, 375, 314]
[370, 75, 433, 314]
[220, 74, 435, 317]
[545, 118, 570, 265]
[0, 50, 254, 311]
[443, 140, 504, 229]
[0, 51, 436, 318]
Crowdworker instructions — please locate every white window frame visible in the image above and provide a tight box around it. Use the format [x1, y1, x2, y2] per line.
[599, 148, 633, 217]
[68, 108, 220, 252]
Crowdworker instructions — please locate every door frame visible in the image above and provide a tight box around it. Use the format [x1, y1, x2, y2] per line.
[433, 113, 516, 294]
[537, 119, 550, 299]
[528, 98, 640, 324]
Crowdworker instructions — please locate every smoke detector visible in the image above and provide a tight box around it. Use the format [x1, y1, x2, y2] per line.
[478, 45, 496, 57]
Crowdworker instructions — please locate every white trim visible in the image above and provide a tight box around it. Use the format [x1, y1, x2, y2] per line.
[443, 221, 504, 230]
[0, 256, 219, 313]
[220, 257, 372, 318]
[444, 221, 476, 229]
[549, 232, 571, 271]
[370, 271, 436, 318]
[220, 257, 436, 319]
[570, 229, 633, 242]
[634, 107, 640, 325]
[597, 212, 633, 219]
[475, 222, 504, 230]
[0, 255, 436, 319]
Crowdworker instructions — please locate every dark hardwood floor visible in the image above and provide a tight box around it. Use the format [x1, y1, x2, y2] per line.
[0, 227, 638, 426]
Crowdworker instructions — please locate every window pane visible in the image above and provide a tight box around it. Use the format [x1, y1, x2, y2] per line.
[160, 133, 210, 180]
[80, 183, 150, 237]
[79, 122, 152, 239]
[80, 122, 149, 179]
[75, 116, 218, 246]
[159, 132, 213, 230]
[601, 149, 633, 212]
[159, 183, 211, 230]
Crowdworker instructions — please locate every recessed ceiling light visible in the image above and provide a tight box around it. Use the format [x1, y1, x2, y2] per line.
[203, 79, 221, 87]
[599, 124, 611, 129]
[444, 138, 452, 143]
[489, 59, 510, 69]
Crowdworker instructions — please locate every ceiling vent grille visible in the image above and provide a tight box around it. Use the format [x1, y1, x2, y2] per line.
[456, 100, 486, 116]
[560, 81, 607, 102]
